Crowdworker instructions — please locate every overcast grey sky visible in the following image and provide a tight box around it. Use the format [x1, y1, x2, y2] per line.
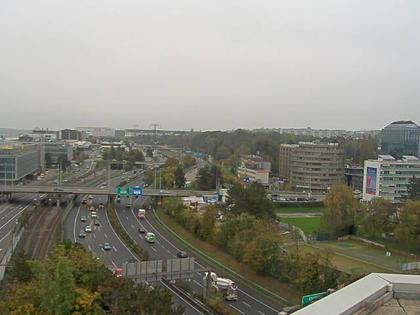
[0, 0, 419, 131]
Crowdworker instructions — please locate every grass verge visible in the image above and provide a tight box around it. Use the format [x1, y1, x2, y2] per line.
[155, 208, 300, 305]
[275, 206, 323, 214]
[280, 217, 322, 235]
[106, 204, 148, 260]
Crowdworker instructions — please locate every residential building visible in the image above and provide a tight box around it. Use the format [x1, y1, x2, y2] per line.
[76, 127, 115, 138]
[115, 129, 126, 139]
[294, 273, 420, 315]
[60, 129, 83, 141]
[279, 144, 299, 179]
[362, 155, 420, 202]
[44, 142, 73, 166]
[29, 128, 59, 142]
[237, 155, 271, 185]
[381, 120, 420, 158]
[345, 165, 364, 192]
[289, 142, 344, 192]
[0, 143, 43, 183]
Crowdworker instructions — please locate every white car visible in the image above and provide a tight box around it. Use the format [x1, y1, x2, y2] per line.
[85, 225, 92, 233]
[91, 212, 97, 219]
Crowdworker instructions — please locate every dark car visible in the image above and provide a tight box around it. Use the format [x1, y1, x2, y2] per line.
[78, 230, 86, 238]
[138, 227, 146, 234]
[94, 220, 100, 226]
[176, 251, 188, 258]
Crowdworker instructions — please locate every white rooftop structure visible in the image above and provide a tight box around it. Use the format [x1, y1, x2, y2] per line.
[293, 273, 420, 315]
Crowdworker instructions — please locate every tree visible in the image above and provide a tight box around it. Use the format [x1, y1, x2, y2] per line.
[196, 164, 223, 190]
[322, 185, 359, 237]
[394, 200, 420, 253]
[407, 176, 420, 200]
[146, 147, 154, 158]
[358, 198, 395, 238]
[174, 166, 186, 188]
[227, 182, 275, 218]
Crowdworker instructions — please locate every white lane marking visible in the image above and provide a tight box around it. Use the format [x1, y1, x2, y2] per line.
[150, 246, 157, 252]
[160, 280, 204, 315]
[126, 216, 129, 220]
[147, 209, 281, 313]
[192, 279, 203, 288]
[104, 204, 138, 261]
[113, 246, 117, 252]
[242, 301, 251, 308]
[93, 234, 96, 239]
[104, 233, 108, 239]
[0, 205, 29, 232]
[131, 224, 135, 229]
[161, 245, 166, 250]
[73, 203, 82, 243]
[258, 311, 265, 315]
[0, 230, 11, 243]
[230, 305, 245, 314]
[88, 245, 92, 251]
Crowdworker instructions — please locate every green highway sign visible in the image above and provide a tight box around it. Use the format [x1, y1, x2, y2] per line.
[301, 292, 326, 306]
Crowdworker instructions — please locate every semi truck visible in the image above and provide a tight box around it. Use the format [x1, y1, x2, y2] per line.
[203, 272, 238, 301]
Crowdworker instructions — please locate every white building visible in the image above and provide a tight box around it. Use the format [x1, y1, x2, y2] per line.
[76, 127, 115, 138]
[362, 155, 420, 202]
[237, 155, 271, 185]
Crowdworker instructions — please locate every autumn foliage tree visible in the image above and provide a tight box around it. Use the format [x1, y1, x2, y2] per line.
[322, 185, 359, 237]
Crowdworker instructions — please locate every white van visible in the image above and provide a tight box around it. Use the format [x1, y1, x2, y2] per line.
[138, 209, 146, 219]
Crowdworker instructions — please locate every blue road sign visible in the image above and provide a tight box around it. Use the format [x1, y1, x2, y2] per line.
[132, 185, 143, 196]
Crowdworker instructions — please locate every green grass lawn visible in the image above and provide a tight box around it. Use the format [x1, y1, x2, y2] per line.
[275, 206, 324, 214]
[281, 217, 322, 235]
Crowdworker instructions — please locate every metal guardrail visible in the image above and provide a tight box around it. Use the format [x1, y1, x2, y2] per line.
[161, 278, 215, 315]
[153, 209, 290, 306]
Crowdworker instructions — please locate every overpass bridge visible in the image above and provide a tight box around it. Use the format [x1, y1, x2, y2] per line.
[0, 185, 216, 198]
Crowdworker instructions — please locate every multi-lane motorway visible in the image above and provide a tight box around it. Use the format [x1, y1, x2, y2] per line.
[61, 166, 284, 315]
[0, 194, 34, 261]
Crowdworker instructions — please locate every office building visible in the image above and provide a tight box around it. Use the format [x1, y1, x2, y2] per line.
[345, 165, 364, 191]
[0, 143, 43, 183]
[29, 128, 59, 142]
[60, 129, 83, 141]
[279, 144, 299, 179]
[288, 142, 344, 192]
[362, 155, 420, 202]
[237, 155, 271, 185]
[381, 120, 420, 158]
[44, 142, 73, 166]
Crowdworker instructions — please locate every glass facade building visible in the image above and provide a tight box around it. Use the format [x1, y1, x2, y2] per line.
[381, 121, 420, 158]
[0, 143, 42, 183]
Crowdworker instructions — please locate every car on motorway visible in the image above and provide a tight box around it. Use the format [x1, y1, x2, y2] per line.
[94, 219, 100, 226]
[85, 225, 92, 233]
[89, 206, 95, 211]
[176, 251, 188, 258]
[81, 198, 87, 204]
[88, 195, 93, 200]
[98, 203, 105, 210]
[103, 242, 112, 251]
[91, 211, 97, 219]
[79, 230, 86, 238]
[80, 216, 87, 222]
[145, 232, 156, 243]
[138, 227, 146, 234]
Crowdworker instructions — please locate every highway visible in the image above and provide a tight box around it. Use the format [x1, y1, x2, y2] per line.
[63, 174, 204, 314]
[0, 194, 34, 261]
[115, 195, 284, 315]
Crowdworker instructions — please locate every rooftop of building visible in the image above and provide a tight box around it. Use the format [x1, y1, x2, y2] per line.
[298, 141, 340, 147]
[0, 142, 39, 154]
[384, 121, 420, 129]
[375, 155, 420, 162]
[293, 273, 420, 315]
